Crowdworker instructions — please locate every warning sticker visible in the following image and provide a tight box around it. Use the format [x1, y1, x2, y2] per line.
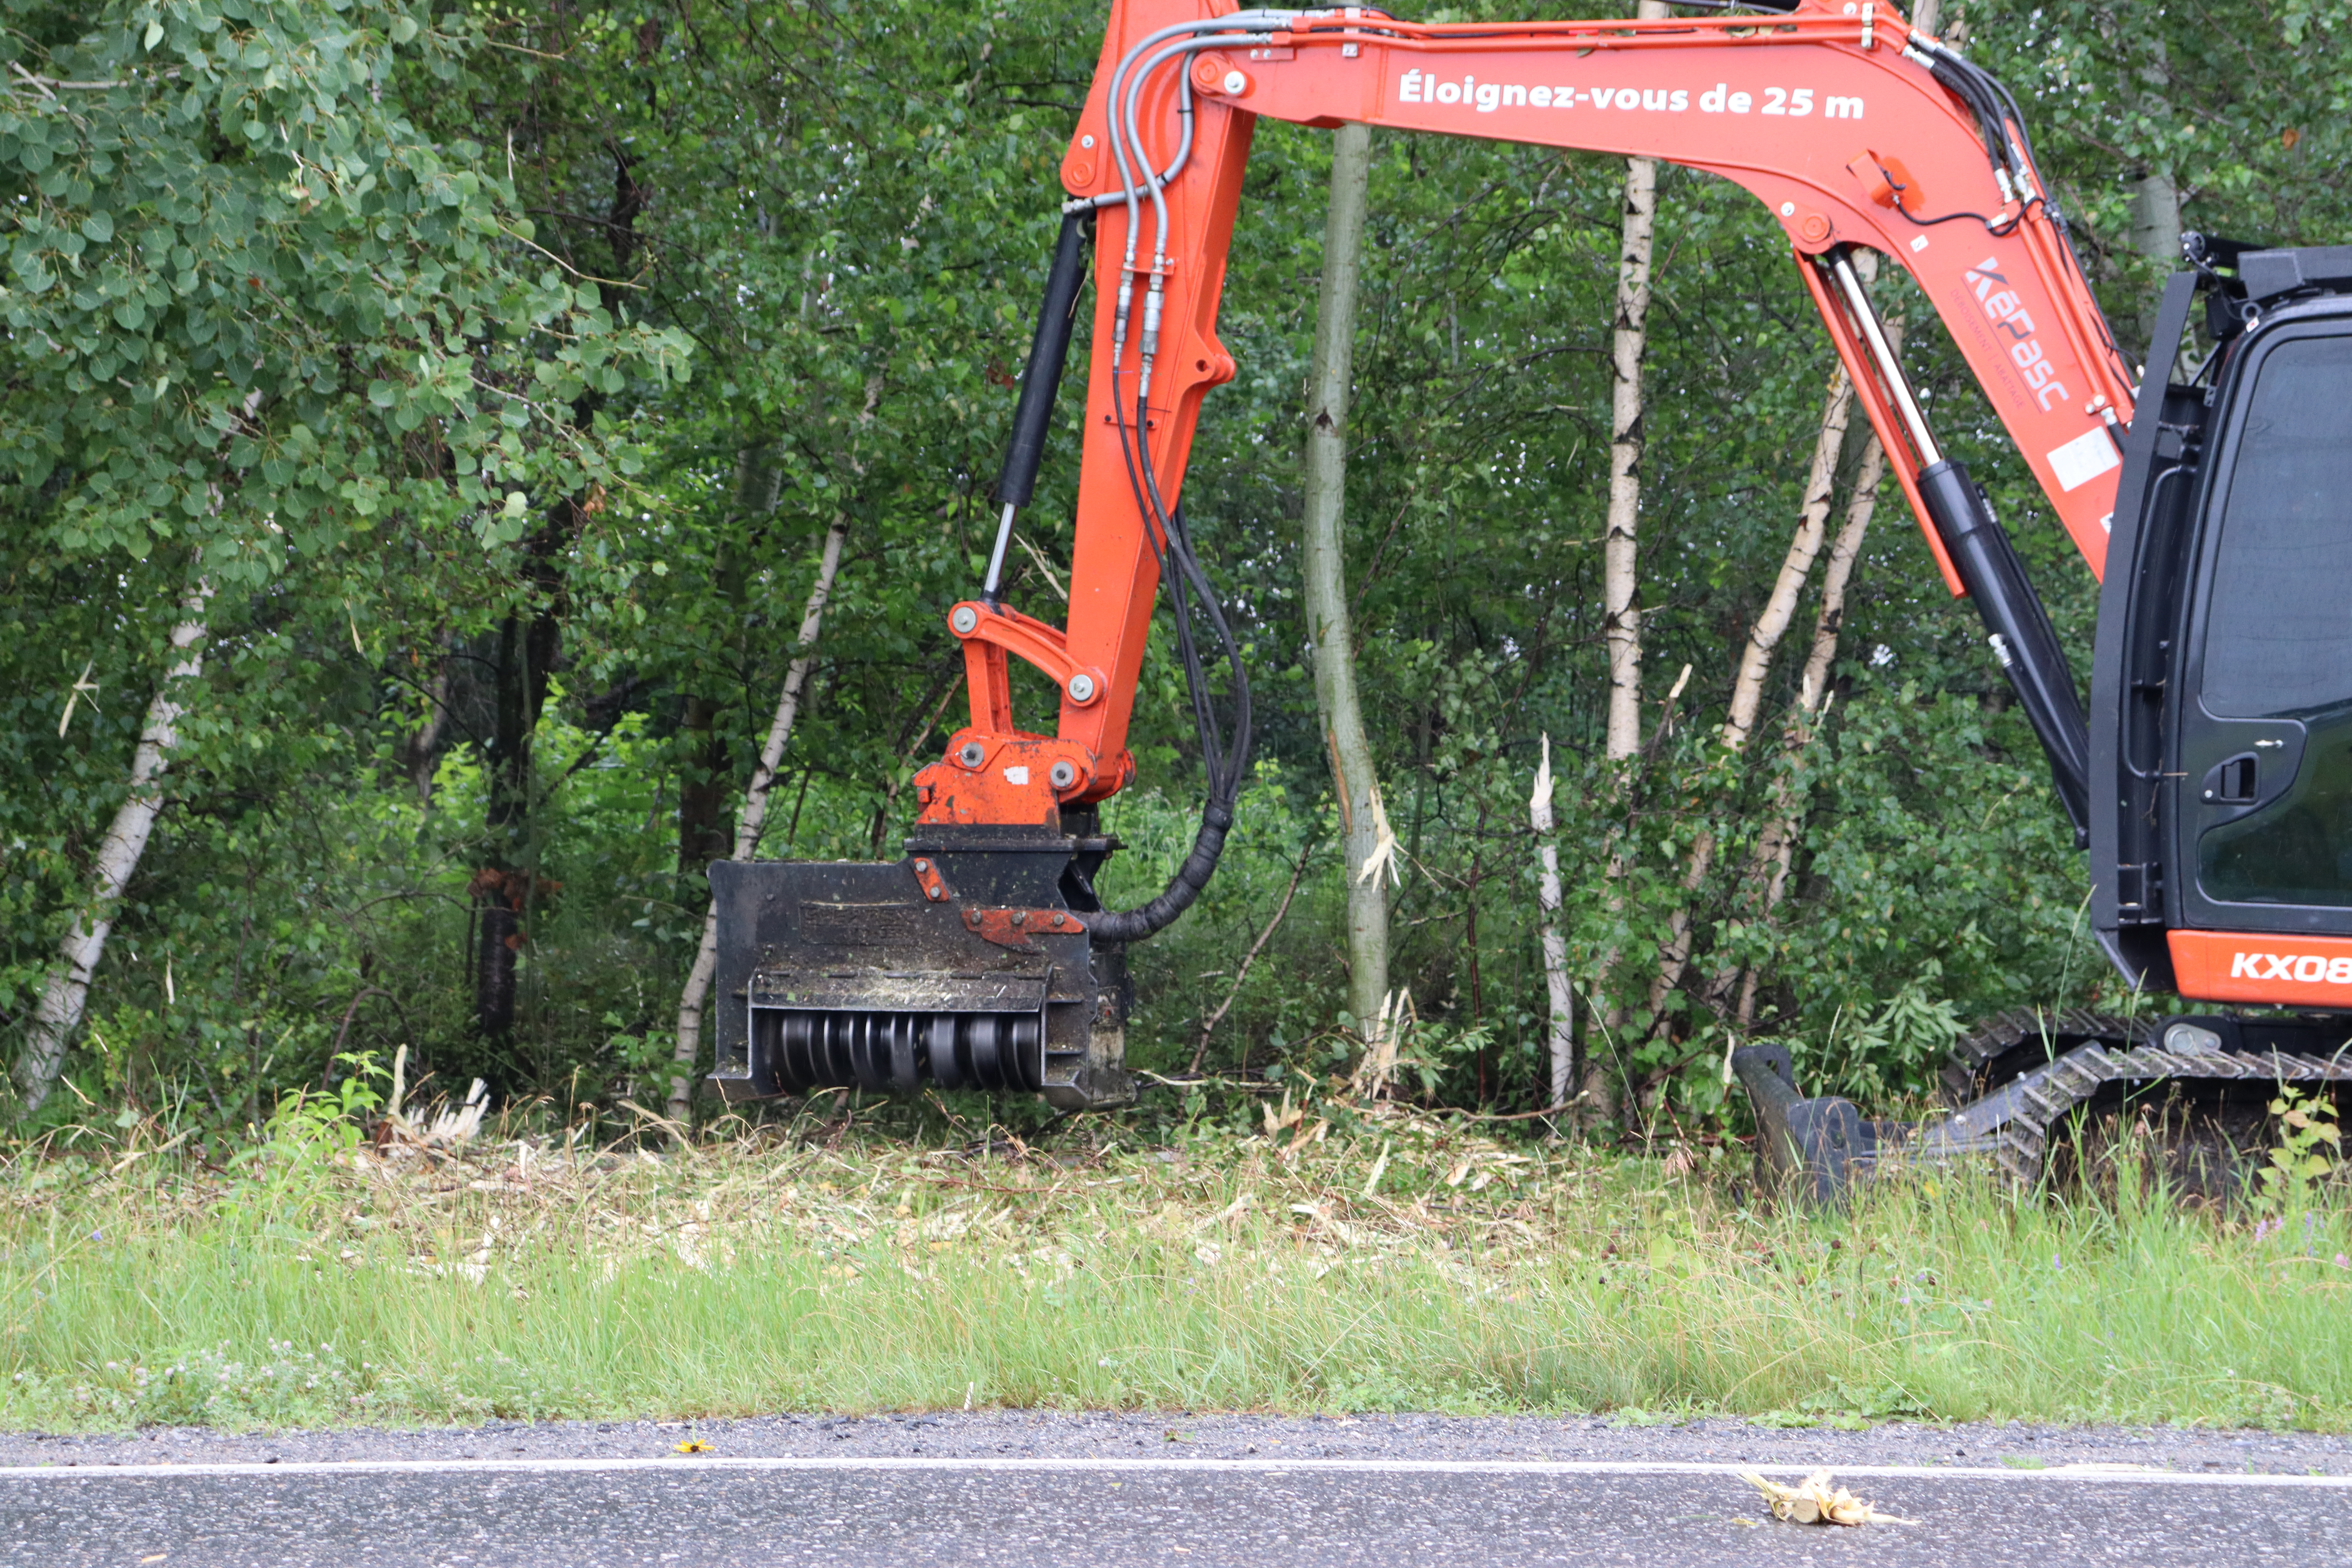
[2046, 427, 2122, 492]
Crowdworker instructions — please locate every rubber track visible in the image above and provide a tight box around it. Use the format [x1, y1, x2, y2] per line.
[1940, 1007, 2152, 1106]
[1920, 1034, 2352, 1188]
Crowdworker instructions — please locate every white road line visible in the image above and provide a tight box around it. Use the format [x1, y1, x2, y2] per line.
[0, 1455, 2348, 1487]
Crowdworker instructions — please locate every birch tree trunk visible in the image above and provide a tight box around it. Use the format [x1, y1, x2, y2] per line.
[1717, 251, 1899, 1027]
[1530, 735, 1574, 1112]
[1585, 0, 1673, 1125]
[666, 518, 848, 1123]
[1301, 119, 1394, 1038]
[15, 582, 213, 1114]
[2127, 166, 2182, 363]
[681, 442, 787, 877]
[1713, 433, 1886, 1020]
[2125, 27, 2181, 356]
[1599, 4, 1671, 764]
[1641, 367, 1858, 1025]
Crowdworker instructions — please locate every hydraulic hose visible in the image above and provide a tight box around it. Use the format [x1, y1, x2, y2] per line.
[1090, 503, 1252, 945]
[1080, 17, 1308, 942]
[1090, 800, 1236, 944]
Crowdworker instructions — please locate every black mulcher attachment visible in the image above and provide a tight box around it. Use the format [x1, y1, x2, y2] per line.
[707, 820, 1136, 1111]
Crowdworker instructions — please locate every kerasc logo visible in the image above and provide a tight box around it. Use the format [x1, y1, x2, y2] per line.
[1962, 256, 2072, 414]
[2231, 951, 2352, 984]
[1397, 69, 1862, 119]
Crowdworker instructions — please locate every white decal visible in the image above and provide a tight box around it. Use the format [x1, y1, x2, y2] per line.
[2045, 428, 2120, 492]
[1398, 71, 1844, 118]
[1002, 765, 1031, 786]
[2227, 951, 2352, 984]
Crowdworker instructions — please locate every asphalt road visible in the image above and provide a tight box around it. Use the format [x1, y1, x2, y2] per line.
[9, 1451, 2351, 1567]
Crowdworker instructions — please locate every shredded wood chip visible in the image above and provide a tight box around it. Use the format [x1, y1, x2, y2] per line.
[1740, 1469, 1916, 1526]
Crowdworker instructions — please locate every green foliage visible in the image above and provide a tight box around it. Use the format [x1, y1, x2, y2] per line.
[2257, 1088, 2341, 1218]
[0, 0, 689, 572]
[0, 0, 2339, 1133]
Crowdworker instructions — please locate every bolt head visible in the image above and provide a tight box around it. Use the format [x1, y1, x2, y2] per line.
[927, 886, 943, 900]
[958, 741, 985, 768]
[1780, 202, 1797, 218]
[914, 859, 930, 873]
[1080, 134, 1096, 149]
[1067, 672, 1096, 702]
[1049, 760, 1077, 790]
[1010, 911, 1027, 927]
[1222, 69, 1247, 95]
[950, 605, 979, 635]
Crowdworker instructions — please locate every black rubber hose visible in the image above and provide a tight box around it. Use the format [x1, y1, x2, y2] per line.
[1090, 801, 1234, 944]
[1091, 506, 1250, 944]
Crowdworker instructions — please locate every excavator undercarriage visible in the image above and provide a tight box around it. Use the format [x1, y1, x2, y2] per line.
[1737, 1012, 2352, 1206]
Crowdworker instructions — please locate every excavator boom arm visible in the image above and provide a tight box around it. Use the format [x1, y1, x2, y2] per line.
[918, 0, 2134, 839]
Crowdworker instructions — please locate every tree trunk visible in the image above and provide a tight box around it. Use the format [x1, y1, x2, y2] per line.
[2123, 18, 2180, 356]
[667, 517, 848, 1123]
[1585, 0, 1671, 1127]
[679, 442, 787, 879]
[1530, 735, 1574, 1114]
[1599, 73, 1663, 763]
[1301, 119, 1394, 1039]
[474, 510, 571, 1038]
[2127, 174, 2181, 278]
[2128, 171, 2182, 362]
[1719, 254, 1898, 1027]
[675, 694, 730, 876]
[1642, 367, 1858, 1028]
[403, 634, 451, 805]
[1725, 430, 1888, 1027]
[15, 582, 213, 1114]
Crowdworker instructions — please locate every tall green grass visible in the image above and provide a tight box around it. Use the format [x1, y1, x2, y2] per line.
[4, 1119, 2348, 1431]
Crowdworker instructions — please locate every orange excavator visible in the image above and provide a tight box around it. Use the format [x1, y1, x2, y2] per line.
[711, 0, 2352, 1192]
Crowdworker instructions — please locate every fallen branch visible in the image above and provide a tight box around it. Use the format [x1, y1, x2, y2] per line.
[1191, 835, 1320, 1074]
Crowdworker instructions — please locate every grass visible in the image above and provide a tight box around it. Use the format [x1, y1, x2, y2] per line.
[4, 1096, 2351, 1433]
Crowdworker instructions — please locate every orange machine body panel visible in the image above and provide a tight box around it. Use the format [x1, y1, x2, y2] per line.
[2169, 931, 2352, 1010]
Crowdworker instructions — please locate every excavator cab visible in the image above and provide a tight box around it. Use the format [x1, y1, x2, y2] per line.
[1738, 240, 2352, 1205]
[2094, 238, 2352, 1000]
